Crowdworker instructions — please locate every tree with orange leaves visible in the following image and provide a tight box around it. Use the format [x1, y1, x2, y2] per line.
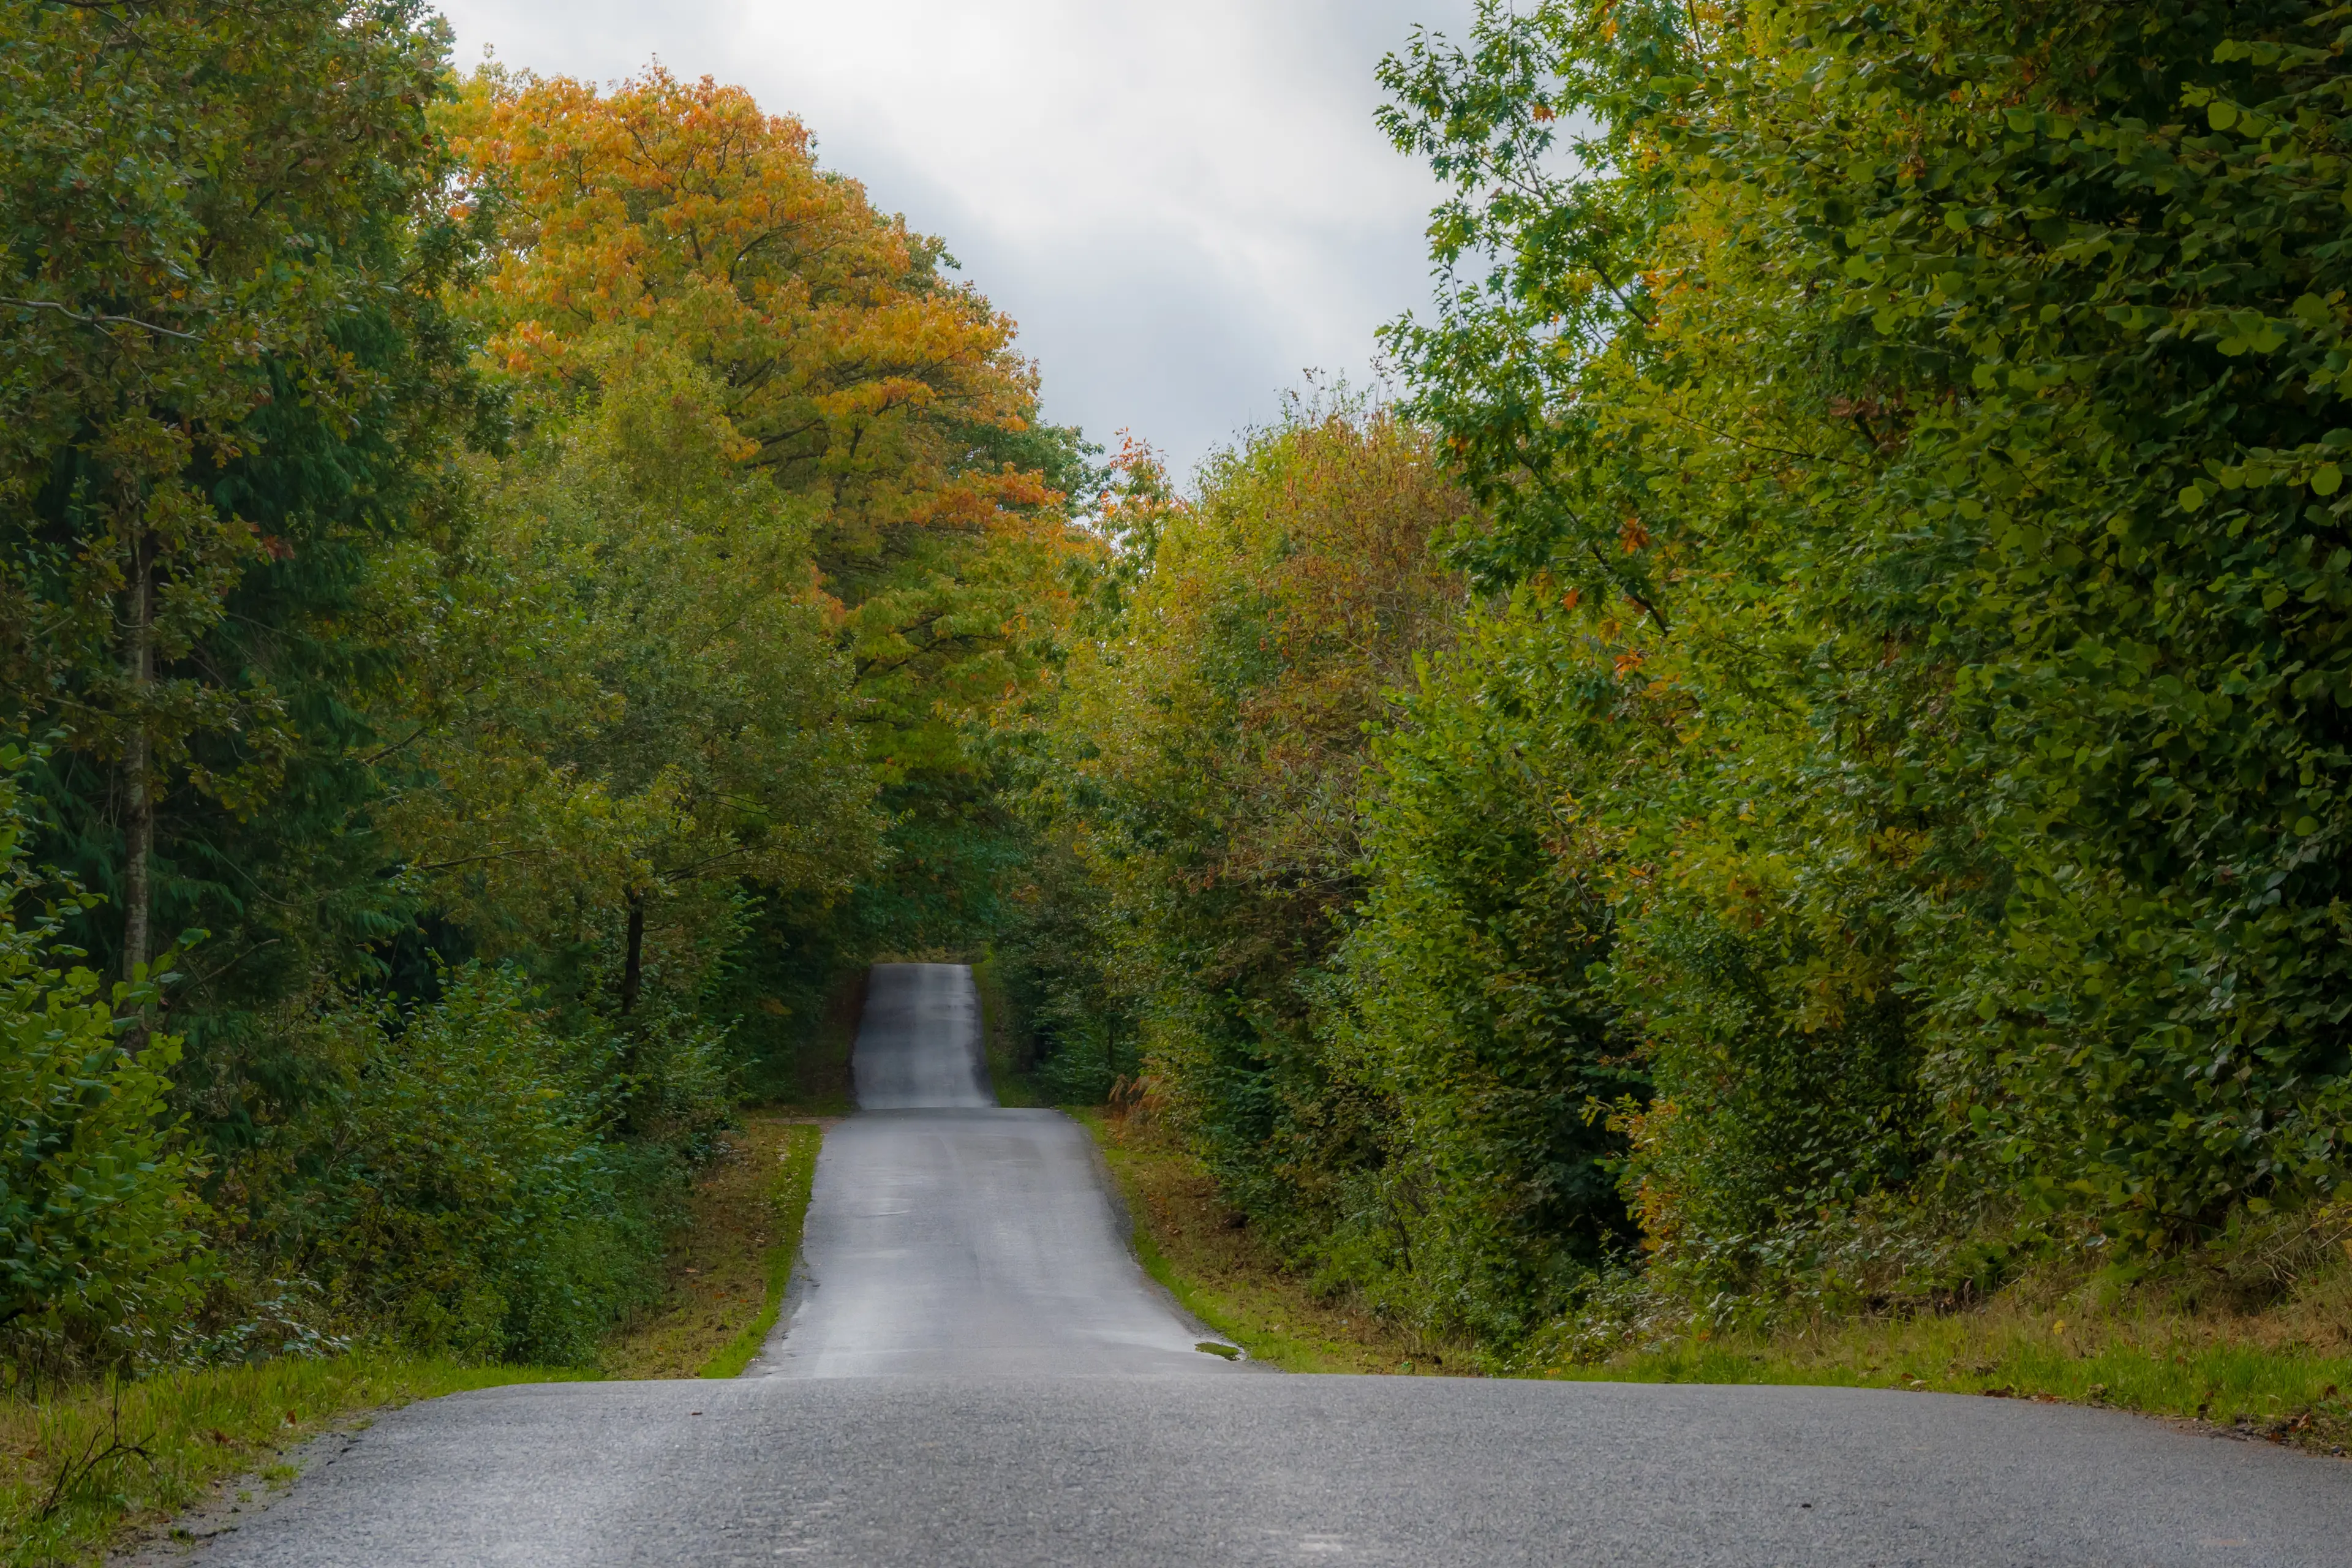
[440, 66, 1057, 564]
[435, 64, 1094, 982]
[437, 66, 1077, 719]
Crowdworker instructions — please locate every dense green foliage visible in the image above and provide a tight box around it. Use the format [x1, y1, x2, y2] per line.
[288, 967, 687, 1364]
[0, 0, 488, 1009]
[1332, 602, 1652, 1339]
[0, 756, 201, 1369]
[1008, 0, 2352, 1355]
[1378, 0, 2352, 1303]
[0, 7, 1079, 1373]
[12, 0, 2350, 1385]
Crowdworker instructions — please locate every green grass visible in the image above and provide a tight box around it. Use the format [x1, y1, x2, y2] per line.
[697, 1123, 823, 1378]
[1556, 1310, 2352, 1453]
[1, 1354, 588, 1566]
[1111, 1163, 1219, 1331]
[7, 1118, 833, 1562]
[1080, 1110, 2352, 1452]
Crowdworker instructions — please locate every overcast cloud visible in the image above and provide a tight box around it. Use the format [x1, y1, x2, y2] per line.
[432, 0, 1477, 482]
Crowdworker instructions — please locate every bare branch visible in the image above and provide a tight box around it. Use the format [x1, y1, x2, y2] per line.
[2, 297, 199, 342]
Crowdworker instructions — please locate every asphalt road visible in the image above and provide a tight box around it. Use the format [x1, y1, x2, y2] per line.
[194, 963, 2352, 1567]
[757, 963, 1237, 1376]
[846, 962, 993, 1111]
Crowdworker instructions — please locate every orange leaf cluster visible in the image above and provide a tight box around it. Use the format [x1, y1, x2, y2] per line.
[439, 66, 1052, 557]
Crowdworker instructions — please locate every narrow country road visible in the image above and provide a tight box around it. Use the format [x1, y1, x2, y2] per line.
[756, 963, 1237, 1376]
[196, 965, 2352, 1567]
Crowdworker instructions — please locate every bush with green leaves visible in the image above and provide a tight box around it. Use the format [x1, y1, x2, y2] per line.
[1376, 0, 2352, 1311]
[0, 756, 204, 1370]
[1331, 598, 1650, 1340]
[292, 966, 666, 1365]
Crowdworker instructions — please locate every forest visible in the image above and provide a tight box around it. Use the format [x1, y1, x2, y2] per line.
[5, 0, 2350, 1395]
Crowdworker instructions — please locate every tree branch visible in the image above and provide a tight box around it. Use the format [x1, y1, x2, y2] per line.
[2, 297, 198, 341]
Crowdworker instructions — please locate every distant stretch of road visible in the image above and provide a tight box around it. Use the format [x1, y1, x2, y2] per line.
[758, 962, 1238, 1376]
[200, 963, 2351, 1566]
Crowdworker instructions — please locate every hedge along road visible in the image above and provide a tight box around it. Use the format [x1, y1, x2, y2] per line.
[198, 964, 2352, 1567]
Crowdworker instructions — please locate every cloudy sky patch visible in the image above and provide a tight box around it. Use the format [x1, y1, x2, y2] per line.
[434, 0, 1476, 480]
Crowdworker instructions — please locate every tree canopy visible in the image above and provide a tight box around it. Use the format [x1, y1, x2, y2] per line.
[1003, 0, 2352, 1353]
[8, 0, 2352, 1383]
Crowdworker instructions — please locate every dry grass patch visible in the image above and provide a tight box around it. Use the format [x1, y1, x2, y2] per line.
[600, 1114, 822, 1380]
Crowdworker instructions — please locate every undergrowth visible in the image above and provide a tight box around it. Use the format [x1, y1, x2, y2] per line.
[1090, 1104, 2352, 1460]
[1080, 1109, 1472, 1374]
[1539, 1206, 2352, 1458]
[600, 1114, 823, 1379]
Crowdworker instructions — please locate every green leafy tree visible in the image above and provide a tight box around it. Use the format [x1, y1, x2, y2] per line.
[377, 346, 881, 1019]
[1039, 405, 1468, 1246]
[1379, 0, 2352, 1303]
[0, 0, 481, 990]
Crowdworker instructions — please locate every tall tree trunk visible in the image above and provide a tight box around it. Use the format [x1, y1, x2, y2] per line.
[619, 889, 644, 1016]
[120, 535, 153, 986]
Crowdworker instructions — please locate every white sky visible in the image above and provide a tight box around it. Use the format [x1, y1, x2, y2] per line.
[431, 0, 1478, 483]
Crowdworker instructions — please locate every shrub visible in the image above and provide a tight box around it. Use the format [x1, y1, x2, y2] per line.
[298, 967, 668, 1365]
[1334, 598, 1648, 1340]
[0, 754, 205, 1371]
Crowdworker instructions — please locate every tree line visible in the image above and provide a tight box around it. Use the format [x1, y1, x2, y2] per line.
[9, 0, 2348, 1381]
[1, 1, 1084, 1371]
[999, 0, 2352, 1357]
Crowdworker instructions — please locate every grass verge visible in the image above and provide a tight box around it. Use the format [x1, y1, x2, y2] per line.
[699, 1123, 822, 1378]
[1082, 1111, 2352, 1457]
[1078, 1110, 1464, 1374]
[600, 1114, 824, 1379]
[0, 1354, 583, 1567]
[10, 1109, 829, 1562]
[1549, 1308, 2352, 1456]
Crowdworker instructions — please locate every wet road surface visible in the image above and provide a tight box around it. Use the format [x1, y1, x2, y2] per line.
[846, 962, 993, 1111]
[758, 963, 1232, 1376]
[195, 963, 2352, 1566]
